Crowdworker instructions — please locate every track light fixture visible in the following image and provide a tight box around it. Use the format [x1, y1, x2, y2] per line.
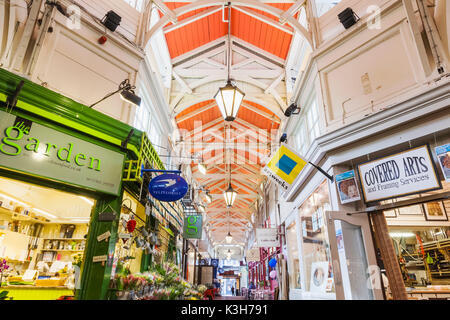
[90, 79, 141, 109]
[284, 103, 301, 117]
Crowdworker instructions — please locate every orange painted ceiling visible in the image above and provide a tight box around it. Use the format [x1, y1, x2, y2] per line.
[161, 3, 295, 59]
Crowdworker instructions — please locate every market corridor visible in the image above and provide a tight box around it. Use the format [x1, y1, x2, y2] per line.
[0, 0, 449, 302]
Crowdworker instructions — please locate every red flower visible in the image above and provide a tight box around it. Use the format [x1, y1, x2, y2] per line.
[127, 219, 137, 232]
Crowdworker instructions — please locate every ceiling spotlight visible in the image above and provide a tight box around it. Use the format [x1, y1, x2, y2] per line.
[279, 133, 287, 144]
[284, 103, 301, 117]
[120, 88, 141, 107]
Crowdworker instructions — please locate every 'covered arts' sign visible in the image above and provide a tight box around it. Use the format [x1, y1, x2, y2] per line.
[357, 145, 441, 203]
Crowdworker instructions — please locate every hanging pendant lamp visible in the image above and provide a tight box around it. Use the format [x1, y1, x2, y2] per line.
[214, 4, 244, 122]
[224, 162, 237, 207]
[225, 211, 233, 243]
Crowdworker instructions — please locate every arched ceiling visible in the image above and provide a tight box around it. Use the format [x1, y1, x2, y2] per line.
[147, 0, 309, 251]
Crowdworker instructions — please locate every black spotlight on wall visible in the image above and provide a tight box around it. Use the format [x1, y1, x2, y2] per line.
[102, 10, 122, 32]
[90, 79, 141, 109]
[338, 7, 360, 29]
[280, 133, 288, 144]
[284, 103, 301, 117]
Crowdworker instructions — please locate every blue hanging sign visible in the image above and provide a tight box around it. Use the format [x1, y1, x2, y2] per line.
[148, 174, 188, 202]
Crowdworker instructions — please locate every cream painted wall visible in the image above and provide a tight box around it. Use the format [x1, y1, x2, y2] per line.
[310, 0, 448, 134]
[0, 0, 146, 125]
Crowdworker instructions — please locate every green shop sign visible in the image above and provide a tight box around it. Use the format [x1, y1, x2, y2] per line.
[183, 215, 202, 239]
[0, 110, 124, 195]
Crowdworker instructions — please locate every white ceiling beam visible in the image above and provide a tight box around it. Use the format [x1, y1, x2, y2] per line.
[280, 0, 306, 24]
[204, 57, 227, 69]
[163, 6, 222, 33]
[169, 92, 185, 110]
[231, 36, 285, 67]
[173, 70, 193, 94]
[265, 73, 285, 94]
[175, 101, 217, 122]
[241, 102, 281, 123]
[233, 119, 271, 139]
[175, 69, 283, 79]
[232, 5, 294, 35]
[172, 36, 226, 66]
[152, 0, 177, 23]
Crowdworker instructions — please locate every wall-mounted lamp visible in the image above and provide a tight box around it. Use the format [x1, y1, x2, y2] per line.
[90, 79, 141, 109]
[284, 103, 301, 117]
[279, 133, 288, 144]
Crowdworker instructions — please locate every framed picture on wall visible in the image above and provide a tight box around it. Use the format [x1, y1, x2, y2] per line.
[423, 201, 448, 221]
[397, 204, 424, 216]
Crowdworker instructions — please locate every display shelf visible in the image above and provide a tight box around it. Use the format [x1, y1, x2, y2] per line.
[39, 249, 84, 252]
[0, 257, 30, 263]
[0, 207, 50, 223]
[43, 238, 85, 241]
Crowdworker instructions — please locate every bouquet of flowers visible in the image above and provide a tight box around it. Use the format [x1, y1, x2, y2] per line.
[71, 253, 83, 268]
[0, 259, 9, 287]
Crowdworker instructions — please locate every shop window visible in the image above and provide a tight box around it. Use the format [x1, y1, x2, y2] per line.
[133, 85, 168, 156]
[293, 98, 320, 157]
[298, 181, 335, 295]
[0, 176, 94, 299]
[286, 221, 301, 289]
[314, 0, 342, 17]
[123, 0, 145, 12]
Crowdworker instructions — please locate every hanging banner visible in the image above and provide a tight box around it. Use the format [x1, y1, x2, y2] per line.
[357, 145, 441, 203]
[262, 144, 308, 191]
[183, 215, 203, 239]
[148, 173, 188, 202]
[335, 170, 361, 204]
[435, 144, 450, 182]
[255, 228, 279, 248]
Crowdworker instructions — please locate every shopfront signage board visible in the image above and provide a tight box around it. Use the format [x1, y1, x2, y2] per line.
[255, 228, 279, 248]
[148, 173, 188, 202]
[183, 215, 202, 239]
[435, 144, 450, 182]
[0, 110, 124, 196]
[357, 145, 441, 203]
[263, 144, 308, 191]
[246, 248, 261, 262]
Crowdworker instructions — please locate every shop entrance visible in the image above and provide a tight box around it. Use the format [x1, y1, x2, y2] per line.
[222, 278, 237, 296]
[325, 211, 384, 300]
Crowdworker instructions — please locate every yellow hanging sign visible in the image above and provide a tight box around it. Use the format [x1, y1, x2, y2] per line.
[263, 144, 308, 190]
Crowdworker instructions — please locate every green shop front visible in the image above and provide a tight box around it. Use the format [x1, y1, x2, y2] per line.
[0, 68, 181, 300]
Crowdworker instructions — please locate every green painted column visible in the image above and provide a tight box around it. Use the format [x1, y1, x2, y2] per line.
[76, 193, 123, 300]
